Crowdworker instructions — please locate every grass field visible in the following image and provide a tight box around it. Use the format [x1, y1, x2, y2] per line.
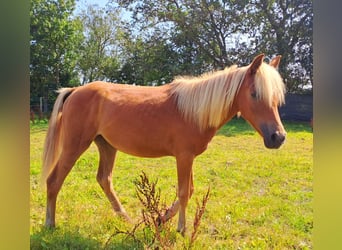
[30, 118, 313, 249]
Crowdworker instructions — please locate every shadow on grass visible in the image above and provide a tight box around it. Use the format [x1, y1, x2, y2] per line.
[217, 117, 312, 137]
[30, 227, 143, 250]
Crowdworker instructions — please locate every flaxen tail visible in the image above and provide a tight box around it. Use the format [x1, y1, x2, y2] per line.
[41, 88, 75, 188]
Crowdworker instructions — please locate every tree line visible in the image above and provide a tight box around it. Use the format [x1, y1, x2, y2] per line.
[30, 0, 312, 112]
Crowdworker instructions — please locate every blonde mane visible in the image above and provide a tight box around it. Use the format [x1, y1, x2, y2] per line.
[254, 63, 286, 107]
[170, 62, 286, 131]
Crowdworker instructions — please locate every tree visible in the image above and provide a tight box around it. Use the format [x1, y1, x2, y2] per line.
[115, 0, 313, 92]
[116, 0, 249, 69]
[30, 0, 83, 110]
[246, 0, 313, 92]
[78, 5, 121, 84]
[115, 35, 183, 85]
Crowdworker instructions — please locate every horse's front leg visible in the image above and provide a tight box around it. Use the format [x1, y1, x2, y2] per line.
[173, 154, 195, 234]
[161, 171, 194, 223]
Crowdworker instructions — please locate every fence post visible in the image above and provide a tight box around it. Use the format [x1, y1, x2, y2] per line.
[39, 97, 43, 113]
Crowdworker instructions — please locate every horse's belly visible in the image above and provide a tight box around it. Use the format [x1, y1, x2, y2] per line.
[118, 146, 170, 158]
[116, 141, 172, 158]
[101, 130, 173, 158]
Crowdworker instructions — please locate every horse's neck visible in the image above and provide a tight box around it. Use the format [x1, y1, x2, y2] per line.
[217, 105, 238, 129]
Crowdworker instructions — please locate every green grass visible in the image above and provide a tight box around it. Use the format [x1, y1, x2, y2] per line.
[30, 118, 313, 249]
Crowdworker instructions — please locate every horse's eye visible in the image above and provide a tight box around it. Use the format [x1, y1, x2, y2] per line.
[251, 92, 257, 99]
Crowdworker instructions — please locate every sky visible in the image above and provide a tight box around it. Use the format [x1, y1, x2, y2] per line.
[75, 0, 110, 15]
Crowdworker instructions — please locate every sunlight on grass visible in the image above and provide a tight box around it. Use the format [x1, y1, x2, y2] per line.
[30, 119, 312, 249]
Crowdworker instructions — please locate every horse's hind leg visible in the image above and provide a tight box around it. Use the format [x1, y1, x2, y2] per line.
[45, 141, 91, 227]
[94, 135, 131, 221]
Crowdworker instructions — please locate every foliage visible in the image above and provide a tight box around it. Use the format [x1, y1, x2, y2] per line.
[246, 0, 313, 92]
[30, 119, 313, 249]
[116, 0, 245, 68]
[115, 0, 313, 90]
[77, 5, 121, 84]
[115, 36, 182, 85]
[30, 0, 83, 107]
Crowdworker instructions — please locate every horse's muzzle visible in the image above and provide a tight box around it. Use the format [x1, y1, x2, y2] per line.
[261, 124, 286, 149]
[264, 131, 286, 149]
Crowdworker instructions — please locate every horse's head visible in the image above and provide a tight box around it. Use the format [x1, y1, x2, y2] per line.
[236, 54, 286, 149]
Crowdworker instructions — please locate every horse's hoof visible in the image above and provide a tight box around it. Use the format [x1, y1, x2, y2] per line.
[156, 216, 162, 226]
[45, 219, 56, 229]
[176, 226, 186, 236]
[117, 212, 133, 223]
[156, 214, 167, 226]
[44, 223, 56, 230]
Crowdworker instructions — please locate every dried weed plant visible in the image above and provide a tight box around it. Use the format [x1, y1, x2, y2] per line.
[104, 171, 210, 250]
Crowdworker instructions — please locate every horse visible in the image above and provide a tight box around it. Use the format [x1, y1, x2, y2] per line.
[41, 54, 286, 234]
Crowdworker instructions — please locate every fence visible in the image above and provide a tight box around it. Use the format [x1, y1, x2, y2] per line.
[279, 93, 313, 122]
[30, 93, 313, 123]
[30, 96, 54, 122]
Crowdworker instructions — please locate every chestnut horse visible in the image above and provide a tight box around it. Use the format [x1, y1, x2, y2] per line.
[42, 54, 286, 234]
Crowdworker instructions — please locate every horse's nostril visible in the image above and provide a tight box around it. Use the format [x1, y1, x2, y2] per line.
[271, 132, 286, 143]
[271, 133, 277, 142]
[279, 134, 286, 143]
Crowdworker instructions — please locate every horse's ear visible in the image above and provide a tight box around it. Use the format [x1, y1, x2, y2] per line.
[249, 54, 265, 75]
[269, 55, 281, 70]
